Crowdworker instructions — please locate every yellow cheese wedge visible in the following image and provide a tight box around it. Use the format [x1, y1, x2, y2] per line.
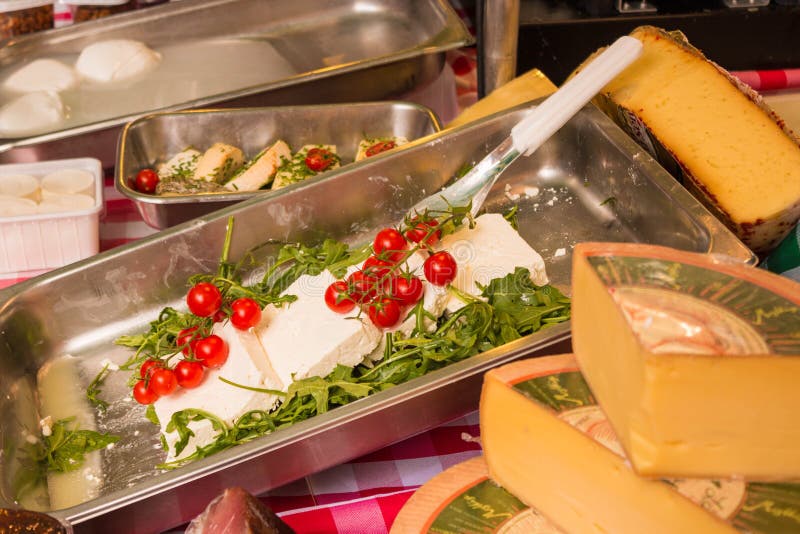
[585, 26, 800, 254]
[446, 69, 557, 129]
[193, 142, 245, 183]
[571, 242, 800, 480]
[391, 456, 561, 533]
[480, 354, 800, 533]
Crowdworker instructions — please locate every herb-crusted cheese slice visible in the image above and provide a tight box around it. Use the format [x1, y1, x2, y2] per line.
[355, 136, 408, 161]
[571, 242, 800, 480]
[157, 148, 200, 180]
[272, 144, 339, 190]
[391, 456, 561, 534]
[256, 270, 382, 386]
[192, 142, 245, 183]
[224, 140, 291, 192]
[481, 354, 800, 533]
[155, 321, 283, 462]
[586, 26, 800, 253]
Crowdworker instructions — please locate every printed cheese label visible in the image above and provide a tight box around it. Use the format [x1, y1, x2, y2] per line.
[428, 477, 558, 533]
[586, 255, 800, 355]
[512, 369, 800, 532]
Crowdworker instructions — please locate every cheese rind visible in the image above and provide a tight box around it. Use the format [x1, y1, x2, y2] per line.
[571, 242, 800, 480]
[480, 354, 800, 533]
[391, 456, 561, 534]
[587, 26, 800, 253]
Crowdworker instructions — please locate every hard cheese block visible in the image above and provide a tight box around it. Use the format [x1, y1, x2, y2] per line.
[571, 242, 800, 480]
[391, 456, 562, 534]
[480, 354, 800, 534]
[586, 26, 800, 253]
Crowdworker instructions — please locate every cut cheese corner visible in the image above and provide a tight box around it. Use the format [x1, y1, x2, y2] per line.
[571, 241, 800, 480]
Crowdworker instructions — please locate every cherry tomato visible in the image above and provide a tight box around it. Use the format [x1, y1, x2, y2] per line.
[367, 297, 402, 328]
[176, 326, 200, 355]
[325, 281, 356, 314]
[194, 335, 229, 368]
[175, 360, 205, 389]
[304, 148, 338, 172]
[133, 380, 159, 405]
[363, 255, 393, 280]
[373, 228, 407, 262]
[139, 358, 161, 378]
[149, 368, 178, 397]
[405, 218, 441, 246]
[135, 168, 159, 195]
[390, 275, 424, 307]
[186, 282, 222, 317]
[424, 251, 457, 286]
[347, 270, 378, 304]
[230, 297, 262, 330]
[365, 140, 396, 158]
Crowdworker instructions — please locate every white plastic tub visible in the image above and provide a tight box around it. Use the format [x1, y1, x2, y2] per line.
[0, 157, 103, 273]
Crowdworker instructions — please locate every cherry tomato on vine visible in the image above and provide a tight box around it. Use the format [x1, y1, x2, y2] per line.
[230, 297, 262, 330]
[304, 148, 337, 172]
[194, 335, 229, 368]
[373, 228, 407, 262]
[135, 168, 159, 194]
[133, 380, 159, 405]
[325, 281, 356, 314]
[175, 360, 205, 389]
[367, 297, 402, 328]
[149, 368, 178, 397]
[405, 218, 440, 246]
[139, 358, 161, 378]
[424, 251, 457, 286]
[365, 140, 396, 158]
[176, 326, 200, 355]
[347, 270, 378, 304]
[363, 255, 394, 280]
[186, 282, 222, 317]
[390, 275, 424, 307]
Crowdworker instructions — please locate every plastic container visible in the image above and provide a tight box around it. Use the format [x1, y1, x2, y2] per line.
[0, 0, 53, 38]
[67, 0, 132, 22]
[0, 157, 103, 274]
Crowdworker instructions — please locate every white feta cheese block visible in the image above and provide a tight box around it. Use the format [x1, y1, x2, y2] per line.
[0, 91, 65, 136]
[155, 321, 283, 462]
[355, 136, 409, 161]
[158, 148, 201, 179]
[76, 39, 161, 84]
[225, 140, 291, 191]
[257, 270, 382, 385]
[439, 213, 548, 312]
[4, 59, 79, 93]
[192, 143, 245, 183]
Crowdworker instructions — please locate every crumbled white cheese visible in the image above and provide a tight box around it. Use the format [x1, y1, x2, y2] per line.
[554, 248, 567, 258]
[523, 186, 540, 197]
[99, 358, 119, 371]
[39, 416, 53, 437]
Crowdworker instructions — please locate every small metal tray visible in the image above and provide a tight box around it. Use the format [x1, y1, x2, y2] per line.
[0, 0, 472, 167]
[115, 102, 442, 229]
[0, 102, 755, 533]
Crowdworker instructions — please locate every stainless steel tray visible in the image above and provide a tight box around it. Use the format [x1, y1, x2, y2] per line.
[115, 102, 442, 229]
[0, 0, 472, 168]
[0, 102, 755, 533]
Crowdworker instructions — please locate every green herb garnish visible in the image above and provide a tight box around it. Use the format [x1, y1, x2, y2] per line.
[86, 364, 111, 411]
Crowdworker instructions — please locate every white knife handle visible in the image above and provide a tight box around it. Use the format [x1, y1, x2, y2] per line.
[510, 35, 643, 156]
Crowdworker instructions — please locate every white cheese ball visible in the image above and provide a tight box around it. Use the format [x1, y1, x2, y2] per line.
[76, 39, 161, 84]
[0, 91, 66, 136]
[0, 195, 37, 217]
[3, 59, 79, 93]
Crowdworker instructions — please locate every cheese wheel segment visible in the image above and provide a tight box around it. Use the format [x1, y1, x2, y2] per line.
[480, 354, 800, 533]
[571, 242, 800, 480]
[588, 26, 800, 253]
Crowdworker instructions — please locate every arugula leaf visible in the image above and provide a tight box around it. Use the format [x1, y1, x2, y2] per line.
[14, 419, 119, 500]
[145, 404, 160, 426]
[86, 364, 111, 411]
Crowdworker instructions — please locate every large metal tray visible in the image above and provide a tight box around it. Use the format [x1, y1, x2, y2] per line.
[0, 102, 755, 533]
[0, 0, 472, 168]
[115, 102, 442, 229]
